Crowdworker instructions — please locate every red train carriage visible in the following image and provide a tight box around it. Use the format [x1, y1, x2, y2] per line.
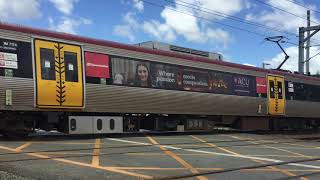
[0, 23, 320, 136]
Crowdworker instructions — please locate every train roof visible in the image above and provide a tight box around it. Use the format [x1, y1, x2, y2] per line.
[0, 22, 319, 82]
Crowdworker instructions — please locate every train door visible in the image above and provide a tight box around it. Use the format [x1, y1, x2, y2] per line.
[34, 39, 84, 109]
[267, 75, 285, 115]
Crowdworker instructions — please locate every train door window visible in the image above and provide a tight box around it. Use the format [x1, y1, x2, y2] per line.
[64, 51, 78, 82]
[277, 81, 283, 99]
[40, 48, 55, 80]
[269, 80, 275, 98]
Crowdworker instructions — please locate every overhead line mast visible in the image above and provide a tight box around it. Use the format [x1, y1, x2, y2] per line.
[298, 10, 320, 74]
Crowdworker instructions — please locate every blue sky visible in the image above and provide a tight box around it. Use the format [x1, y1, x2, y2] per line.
[2, 0, 320, 73]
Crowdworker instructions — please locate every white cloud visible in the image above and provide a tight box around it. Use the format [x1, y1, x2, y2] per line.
[141, 0, 247, 45]
[133, 0, 144, 12]
[143, 20, 176, 42]
[0, 0, 41, 20]
[49, 16, 92, 34]
[264, 46, 320, 74]
[190, 0, 250, 20]
[113, 12, 139, 41]
[49, 0, 79, 15]
[160, 7, 202, 42]
[206, 28, 232, 47]
[114, 0, 250, 45]
[246, 0, 319, 33]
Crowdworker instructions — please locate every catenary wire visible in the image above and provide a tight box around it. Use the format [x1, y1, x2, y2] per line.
[303, 50, 320, 63]
[253, 0, 318, 24]
[253, 0, 320, 46]
[141, 0, 299, 46]
[282, 0, 320, 15]
[165, 0, 299, 38]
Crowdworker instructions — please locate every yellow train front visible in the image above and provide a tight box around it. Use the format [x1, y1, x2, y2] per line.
[1, 23, 320, 136]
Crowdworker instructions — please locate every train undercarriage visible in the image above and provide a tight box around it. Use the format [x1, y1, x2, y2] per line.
[1, 110, 320, 137]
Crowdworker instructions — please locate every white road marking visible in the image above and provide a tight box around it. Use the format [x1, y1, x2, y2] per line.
[107, 138, 151, 145]
[107, 138, 320, 169]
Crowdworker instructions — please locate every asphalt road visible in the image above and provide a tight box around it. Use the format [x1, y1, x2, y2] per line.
[0, 132, 320, 179]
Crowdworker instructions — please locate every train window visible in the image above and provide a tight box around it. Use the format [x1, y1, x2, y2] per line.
[277, 81, 283, 99]
[294, 83, 307, 101]
[40, 48, 55, 80]
[269, 80, 275, 99]
[312, 86, 320, 102]
[64, 51, 78, 82]
[110, 119, 115, 130]
[97, 119, 102, 131]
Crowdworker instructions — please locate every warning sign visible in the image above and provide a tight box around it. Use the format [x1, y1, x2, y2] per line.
[0, 52, 17, 61]
[5, 61, 18, 69]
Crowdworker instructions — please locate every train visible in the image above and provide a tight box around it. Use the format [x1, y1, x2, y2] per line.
[0, 23, 320, 136]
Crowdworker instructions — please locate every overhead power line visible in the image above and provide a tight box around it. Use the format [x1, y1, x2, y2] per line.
[142, 0, 266, 37]
[253, 0, 318, 24]
[283, 0, 320, 15]
[303, 50, 320, 63]
[140, 0, 298, 46]
[165, 0, 298, 38]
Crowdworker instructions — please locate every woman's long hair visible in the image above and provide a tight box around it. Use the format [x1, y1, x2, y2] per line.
[134, 63, 151, 87]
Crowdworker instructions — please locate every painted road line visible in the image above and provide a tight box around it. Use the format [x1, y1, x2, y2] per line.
[126, 153, 225, 156]
[108, 137, 320, 169]
[15, 142, 32, 152]
[283, 143, 318, 149]
[0, 145, 152, 179]
[245, 155, 319, 158]
[225, 135, 310, 180]
[146, 136, 208, 180]
[229, 135, 313, 158]
[190, 135, 300, 179]
[92, 138, 101, 166]
[110, 167, 224, 171]
[108, 138, 151, 145]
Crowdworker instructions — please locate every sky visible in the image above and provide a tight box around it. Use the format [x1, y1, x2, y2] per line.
[1, 0, 320, 74]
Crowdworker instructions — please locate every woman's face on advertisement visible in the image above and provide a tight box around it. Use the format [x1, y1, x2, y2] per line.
[137, 65, 148, 82]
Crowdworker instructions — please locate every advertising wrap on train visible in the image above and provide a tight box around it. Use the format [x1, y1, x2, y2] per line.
[85, 52, 110, 78]
[256, 77, 267, 94]
[151, 63, 179, 89]
[110, 56, 258, 97]
[179, 69, 209, 92]
[233, 75, 256, 96]
[209, 71, 233, 94]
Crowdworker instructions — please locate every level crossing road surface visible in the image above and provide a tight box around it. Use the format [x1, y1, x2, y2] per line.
[0, 132, 320, 179]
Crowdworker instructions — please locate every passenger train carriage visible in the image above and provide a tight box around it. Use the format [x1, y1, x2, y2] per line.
[0, 23, 320, 136]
